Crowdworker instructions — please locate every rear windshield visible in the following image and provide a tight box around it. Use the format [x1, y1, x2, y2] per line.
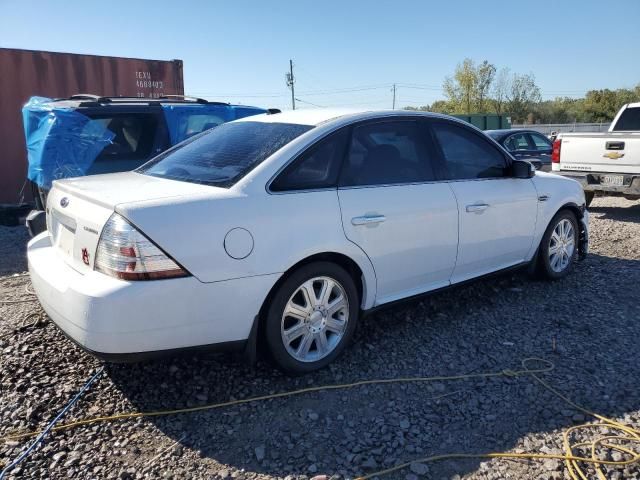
[612, 107, 640, 131]
[138, 121, 313, 187]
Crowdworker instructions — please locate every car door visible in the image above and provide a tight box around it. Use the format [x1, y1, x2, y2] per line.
[527, 132, 553, 171]
[337, 119, 458, 305]
[429, 120, 538, 284]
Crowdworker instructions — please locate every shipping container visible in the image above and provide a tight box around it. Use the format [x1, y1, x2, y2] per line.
[454, 114, 512, 130]
[0, 48, 184, 205]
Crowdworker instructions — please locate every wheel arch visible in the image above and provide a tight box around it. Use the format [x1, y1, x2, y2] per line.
[531, 201, 587, 266]
[555, 202, 588, 259]
[556, 201, 585, 221]
[253, 251, 374, 356]
[259, 251, 372, 317]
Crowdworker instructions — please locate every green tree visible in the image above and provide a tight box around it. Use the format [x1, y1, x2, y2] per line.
[476, 60, 496, 113]
[443, 58, 478, 114]
[404, 58, 638, 124]
[506, 73, 541, 123]
[491, 68, 510, 116]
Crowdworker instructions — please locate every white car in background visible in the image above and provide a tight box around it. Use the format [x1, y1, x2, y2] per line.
[28, 110, 589, 373]
[552, 102, 640, 206]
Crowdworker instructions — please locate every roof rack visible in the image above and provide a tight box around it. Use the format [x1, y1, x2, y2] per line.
[159, 95, 229, 106]
[64, 94, 234, 108]
[159, 94, 208, 104]
[69, 94, 112, 103]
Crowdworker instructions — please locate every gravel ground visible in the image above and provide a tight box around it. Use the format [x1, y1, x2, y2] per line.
[1, 196, 639, 480]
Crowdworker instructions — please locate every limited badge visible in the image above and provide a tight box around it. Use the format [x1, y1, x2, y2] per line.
[82, 248, 90, 265]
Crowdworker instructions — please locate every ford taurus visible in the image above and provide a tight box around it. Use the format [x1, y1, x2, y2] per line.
[28, 110, 589, 373]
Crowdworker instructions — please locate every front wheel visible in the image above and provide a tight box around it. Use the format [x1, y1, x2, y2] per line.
[264, 262, 359, 374]
[536, 210, 579, 280]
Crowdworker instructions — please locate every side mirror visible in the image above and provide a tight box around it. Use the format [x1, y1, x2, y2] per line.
[512, 159, 536, 178]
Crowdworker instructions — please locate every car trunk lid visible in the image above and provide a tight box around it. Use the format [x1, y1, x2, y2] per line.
[46, 172, 217, 274]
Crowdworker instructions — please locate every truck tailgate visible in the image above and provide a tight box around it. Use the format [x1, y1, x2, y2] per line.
[558, 134, 640, 174]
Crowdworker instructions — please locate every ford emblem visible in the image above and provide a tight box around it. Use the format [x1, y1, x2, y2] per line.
[60, 197, 69, 208]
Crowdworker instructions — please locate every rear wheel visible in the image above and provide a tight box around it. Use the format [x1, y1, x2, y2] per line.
[264, 262, 358, 373]
[536, 210, 579, 280]
[584, 191, 594, 207]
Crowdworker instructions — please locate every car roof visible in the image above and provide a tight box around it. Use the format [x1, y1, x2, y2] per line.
[485, 128, 543, 140]
[236, 108, 465, 127]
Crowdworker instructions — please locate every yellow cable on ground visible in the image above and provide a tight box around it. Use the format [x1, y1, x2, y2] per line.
[1, 358, 638, 480]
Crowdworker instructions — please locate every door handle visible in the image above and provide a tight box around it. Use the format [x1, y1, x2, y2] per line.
[465, 203, 489, 213]
[351, 215, 386, 226]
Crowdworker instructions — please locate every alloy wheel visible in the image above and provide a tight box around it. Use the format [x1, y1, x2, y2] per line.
[548, 218, 575, 273]
[280, 276, 349, 363]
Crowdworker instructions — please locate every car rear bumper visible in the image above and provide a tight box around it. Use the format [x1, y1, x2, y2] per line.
[27, 232, 279, 359]
[555, 171, 640, 197]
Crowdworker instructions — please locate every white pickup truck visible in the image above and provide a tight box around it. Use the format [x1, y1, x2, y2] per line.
[552, 102, 640, 206]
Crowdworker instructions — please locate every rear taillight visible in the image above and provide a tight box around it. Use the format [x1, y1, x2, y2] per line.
[95, 213, 189, 281]
[552, 139, 562, 163]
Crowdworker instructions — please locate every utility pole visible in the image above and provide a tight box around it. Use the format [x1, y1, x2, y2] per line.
[392, 83, 396, 110]
[286, 59, 295, 110]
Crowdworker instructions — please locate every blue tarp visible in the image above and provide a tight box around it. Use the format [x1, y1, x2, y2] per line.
[22, 97, 267, 189]
[161, 104, 267, 145]
[22, 97, 115, 189]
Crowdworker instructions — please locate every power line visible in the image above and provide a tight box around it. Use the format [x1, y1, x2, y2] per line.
[295, 97, 325, 108]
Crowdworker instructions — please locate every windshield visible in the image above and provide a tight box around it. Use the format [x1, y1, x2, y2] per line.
[138, 121, 313, 187]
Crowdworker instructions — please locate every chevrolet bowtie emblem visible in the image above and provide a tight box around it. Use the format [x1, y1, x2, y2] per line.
[603, 151, 624, 159]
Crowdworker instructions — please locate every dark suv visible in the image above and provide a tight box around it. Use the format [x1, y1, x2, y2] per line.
[23, 95, 269, 235]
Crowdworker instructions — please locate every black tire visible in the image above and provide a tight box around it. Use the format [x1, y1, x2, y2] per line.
[264, 261, 359, 374]
[536, 210, 579, 280]
[584, 191, 594, 208]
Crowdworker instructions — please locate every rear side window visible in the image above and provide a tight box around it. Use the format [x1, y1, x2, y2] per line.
[88, 114, 159, 162]
[431, 122, 508, 180]
[529, 133, 552, 150]
[612, 107, 640, 131]
[270, 129, 349, 192]
[504, 133, 531, 151]
[139, 121, 313, 187]
[340, 121, 436, 187]
[184, 114, 226, 138]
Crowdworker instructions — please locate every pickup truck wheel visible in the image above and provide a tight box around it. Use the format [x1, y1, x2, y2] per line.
[585, 191, 594, 207]
[264, 262, 359, 374]
[537, 210, 579, 280]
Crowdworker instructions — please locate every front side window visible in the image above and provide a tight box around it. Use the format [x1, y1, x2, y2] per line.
[139, 121, 313, 187]
[431, 122, 508, 180]
[340, 121, 436, 187]
[504, 133, 531, 151]
[529, 133, 552, 151]
[270, 129, 349, 192]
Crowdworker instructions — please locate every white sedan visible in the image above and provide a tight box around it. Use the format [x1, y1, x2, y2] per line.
[28, 110, 589, 373]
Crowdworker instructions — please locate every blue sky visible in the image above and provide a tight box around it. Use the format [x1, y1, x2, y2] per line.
[1, 0, 639, 111]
